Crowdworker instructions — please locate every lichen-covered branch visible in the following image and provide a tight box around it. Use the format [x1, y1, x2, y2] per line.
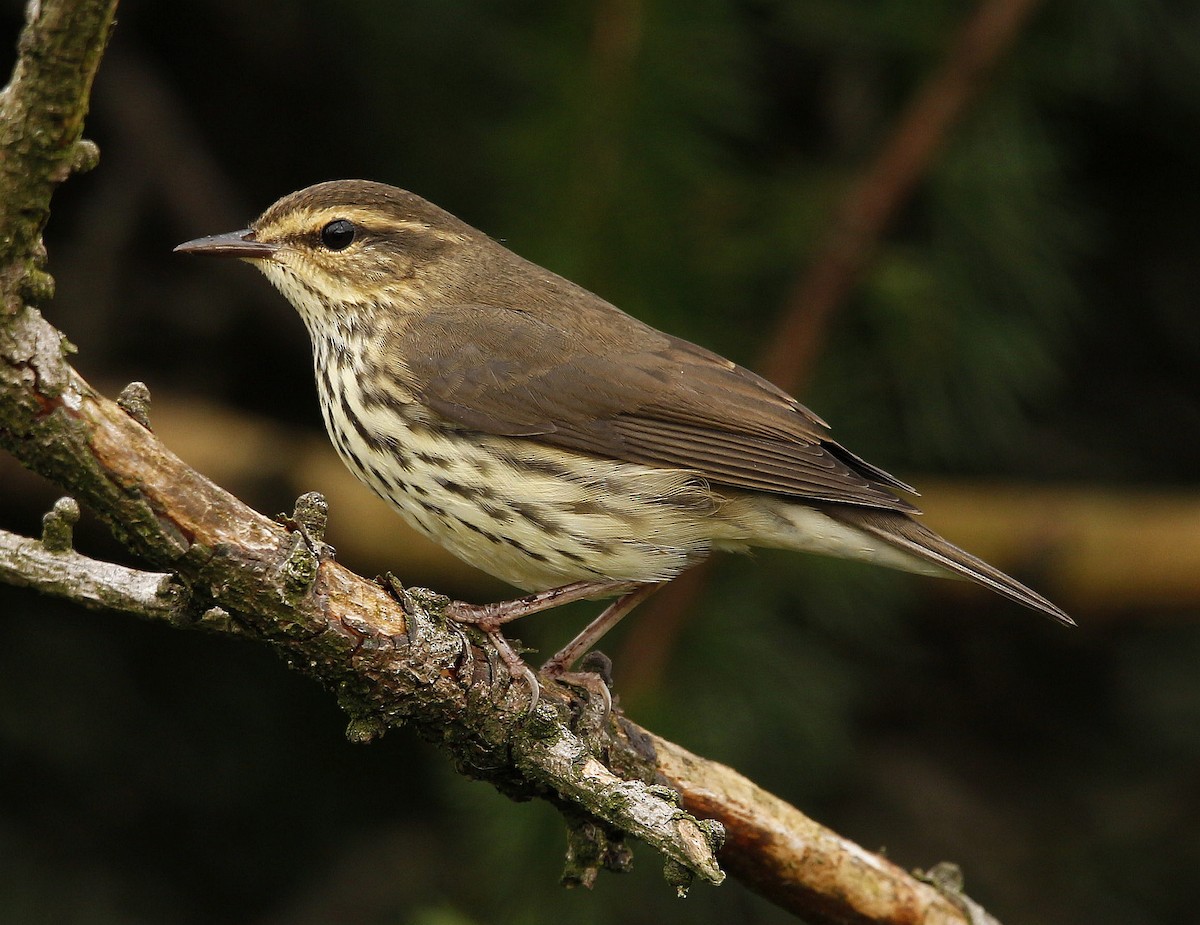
[0, 339, 726, 892]
[0, 1, 997, 922]
[0, 0, 115, 309]
[0, 499, 188, 620]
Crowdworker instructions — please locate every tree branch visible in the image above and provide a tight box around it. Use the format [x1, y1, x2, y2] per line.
[0, 2, 999, 921]
[0, 0, 115, 308]
[759, 0, 1048, 394]
[0, 499, 189, 620]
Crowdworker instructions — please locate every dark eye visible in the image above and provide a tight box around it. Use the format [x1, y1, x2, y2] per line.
[320, 219, 356, 251]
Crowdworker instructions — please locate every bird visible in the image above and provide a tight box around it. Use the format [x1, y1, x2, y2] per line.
[176, 179, 1072, 693]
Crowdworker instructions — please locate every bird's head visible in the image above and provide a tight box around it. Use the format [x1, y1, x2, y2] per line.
[175, 180, 476, 332]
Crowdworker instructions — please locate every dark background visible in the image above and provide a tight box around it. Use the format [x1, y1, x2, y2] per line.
[2, 1, 1199, 923]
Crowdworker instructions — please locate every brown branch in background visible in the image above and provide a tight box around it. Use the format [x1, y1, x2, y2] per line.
[760, 0, 1048, 393]
[4, 397, 1186, 614]
[96, 43, 247, 232]
[618, 0, 1048, 696]
[48, 42, 253, 349]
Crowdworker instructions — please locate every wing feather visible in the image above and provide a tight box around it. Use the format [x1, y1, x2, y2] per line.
[398, 304, 917, 513]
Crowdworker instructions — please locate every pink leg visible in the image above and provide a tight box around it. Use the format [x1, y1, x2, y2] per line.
[542, 583, 663, 677]
[445, 579, 640, 629]
[443, 579, 638, 710]
[443, 579, 663, 712]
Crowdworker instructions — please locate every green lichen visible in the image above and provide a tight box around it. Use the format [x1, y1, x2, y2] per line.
[116, 381, 152, 429]
[69, 138, 100, 175]
[40, 496, 79, 552]
[281, 533, 319, 597]
[17, 265, 54, 304]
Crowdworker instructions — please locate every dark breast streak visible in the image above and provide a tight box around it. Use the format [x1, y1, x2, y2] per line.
[311, 339, 728, 590]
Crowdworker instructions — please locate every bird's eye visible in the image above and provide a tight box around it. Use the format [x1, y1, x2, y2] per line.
[320, 219, 356, 251]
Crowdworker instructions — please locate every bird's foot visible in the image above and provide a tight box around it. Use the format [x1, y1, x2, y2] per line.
[544, 650, 615, 720]
[481, 625, 542, 715]
[442, 600, 541, 714]
[444, 580, 657, 721]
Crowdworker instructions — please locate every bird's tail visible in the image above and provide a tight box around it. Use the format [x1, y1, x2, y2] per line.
[822, 506, 1074, 626]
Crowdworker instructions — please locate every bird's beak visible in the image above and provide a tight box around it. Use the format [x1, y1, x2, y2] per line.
[174, 229, 279, 259]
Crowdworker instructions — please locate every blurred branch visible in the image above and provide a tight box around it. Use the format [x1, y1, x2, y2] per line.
[624, 0, 1049, 692]
[96, 41, 247, 231]
[760, 0, 1048, 393]
[0, 2, 999, 921]
[12, 396, 1184, 616]
[49, 41, 252, 340]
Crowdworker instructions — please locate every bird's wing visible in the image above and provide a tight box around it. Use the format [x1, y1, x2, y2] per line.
[392, 303, 918, 512]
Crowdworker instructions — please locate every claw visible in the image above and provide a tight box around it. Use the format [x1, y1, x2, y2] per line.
[481, 628, 541, 715]
[549, 669, 612, 717]
[517, 661, 541, 715]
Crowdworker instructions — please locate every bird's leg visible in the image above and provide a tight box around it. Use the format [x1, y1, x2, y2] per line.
[535, 583, 663, 719]
[542, 583, 662, 678]
[444, 579, 640, 707]
[445, 579, 661, 715]
[445, 579, 641, 629]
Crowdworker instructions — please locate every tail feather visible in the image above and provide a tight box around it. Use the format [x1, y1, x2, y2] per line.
[825, 507, 1074, 627]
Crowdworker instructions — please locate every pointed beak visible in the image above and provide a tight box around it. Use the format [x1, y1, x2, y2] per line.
[174, 229, 279, 259]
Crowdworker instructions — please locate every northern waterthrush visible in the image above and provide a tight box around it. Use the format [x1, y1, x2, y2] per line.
[176, 180, 1072, 690]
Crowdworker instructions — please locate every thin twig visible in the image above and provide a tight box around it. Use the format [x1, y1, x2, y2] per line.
[0, 524, 187, 620]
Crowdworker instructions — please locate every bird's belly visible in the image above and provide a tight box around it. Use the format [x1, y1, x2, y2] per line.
[318, 385, 725, 591]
